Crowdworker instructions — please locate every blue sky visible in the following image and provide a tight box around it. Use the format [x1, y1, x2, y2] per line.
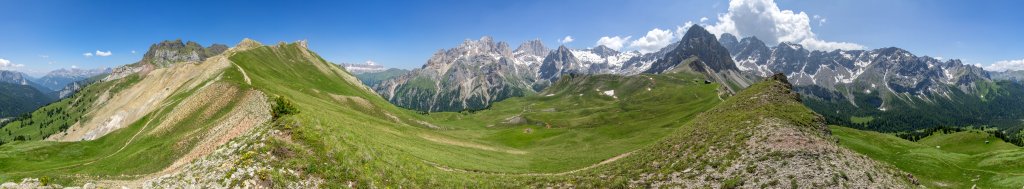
[1, 0, 1023, 76]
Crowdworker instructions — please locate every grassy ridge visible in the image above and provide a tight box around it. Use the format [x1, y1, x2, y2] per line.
[832, 126, 1024, 188]
[0, 62, 256, 184]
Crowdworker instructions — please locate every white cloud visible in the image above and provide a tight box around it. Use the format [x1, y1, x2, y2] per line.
[38, 55, 49, 59]
[700, 17, 709, 23]
[95, 50, 112, 57]
[812, 15, 827, 26]
[675, 21, 695, 40]
[596, 36, 632, 50]
[628, 28, 675, 53]
[0, 58, 25, 70]
[558, 36, 575, 44]
[71, 65, 78, 69]
[704, 0, 863, 51]
[365, 60, 377, 65]
[83, 52, 94, 57]
[131, 50, 137, 54]
[985, 59, 1024, 72]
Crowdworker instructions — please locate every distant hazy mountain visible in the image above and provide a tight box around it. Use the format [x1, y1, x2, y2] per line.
[991, 70, 1024, 82]
[34, 68, 110, 91]
[340, 62, 388, 74]
[352, 68, 409, 87]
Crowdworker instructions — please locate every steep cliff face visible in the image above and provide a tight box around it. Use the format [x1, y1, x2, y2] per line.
[645, 25, 754, 93]
[723, 34, 993, 109]
[105, 40, 228, 81]
[376, 36, 537, 112]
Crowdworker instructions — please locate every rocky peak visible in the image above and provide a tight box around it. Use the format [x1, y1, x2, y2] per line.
[718, 33, 740, 53]
[778, 42, 805, 50]
[236, 38, 264, 50]
[514, 39, 549, 57]
[539, 45, 582, 82]
[589, 45, 620, 58]
[141, 39, 228, 67]
[205, 44, 230, 56]
[662, 25, 740, 72]
[0, 70, 31, 85]
[453, 36, 510, 56]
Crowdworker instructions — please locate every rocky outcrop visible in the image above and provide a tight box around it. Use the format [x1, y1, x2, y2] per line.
[104, 40, 229, 81]
[622, 74, 913, 188]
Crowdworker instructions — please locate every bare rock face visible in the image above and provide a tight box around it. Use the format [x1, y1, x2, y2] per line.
[724, 32, 992, 107]
[376, 36, 538, 112]
[644, 25, 755, 94]
[104, 40, 230, 81]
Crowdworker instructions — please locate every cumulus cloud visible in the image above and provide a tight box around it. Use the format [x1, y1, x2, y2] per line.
[95, 50, 112, 57]
[628, 28, 675, 53]
[675, 21, 696, 40]
[700, 17, 709, 23]
[0, 58, 25, 70]
[596, 36, 631, 50]
[704, 0, 864, 51]
[985, 59, 1024, 72]
[558, 36, 575, 44]
[83, 52, 93, 57]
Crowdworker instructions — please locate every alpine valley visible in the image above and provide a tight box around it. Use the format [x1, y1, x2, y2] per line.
[2, 1, 1024, 188]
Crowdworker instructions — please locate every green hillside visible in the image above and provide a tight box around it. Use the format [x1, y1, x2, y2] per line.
[0, 75, 138, 143]
[0, 83, 53, 120]
[833, 126, 1024, 188]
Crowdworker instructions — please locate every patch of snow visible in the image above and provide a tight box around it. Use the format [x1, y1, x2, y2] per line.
[602, 90, 615, 96]
[601, 90, 617, 99]
[570, 50, 603, 67]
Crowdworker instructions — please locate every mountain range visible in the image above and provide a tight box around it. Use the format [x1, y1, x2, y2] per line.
[717, 32, 1024, 133]
[0, 68, 110, 119]
[375, 26, 749, 112]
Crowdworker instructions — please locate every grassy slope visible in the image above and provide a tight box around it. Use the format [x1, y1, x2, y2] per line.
[833, 126, 1024, 188]
[232, 44, 902, 187]
[221, 43, 735, 187]
[0, 58, 256, 184]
